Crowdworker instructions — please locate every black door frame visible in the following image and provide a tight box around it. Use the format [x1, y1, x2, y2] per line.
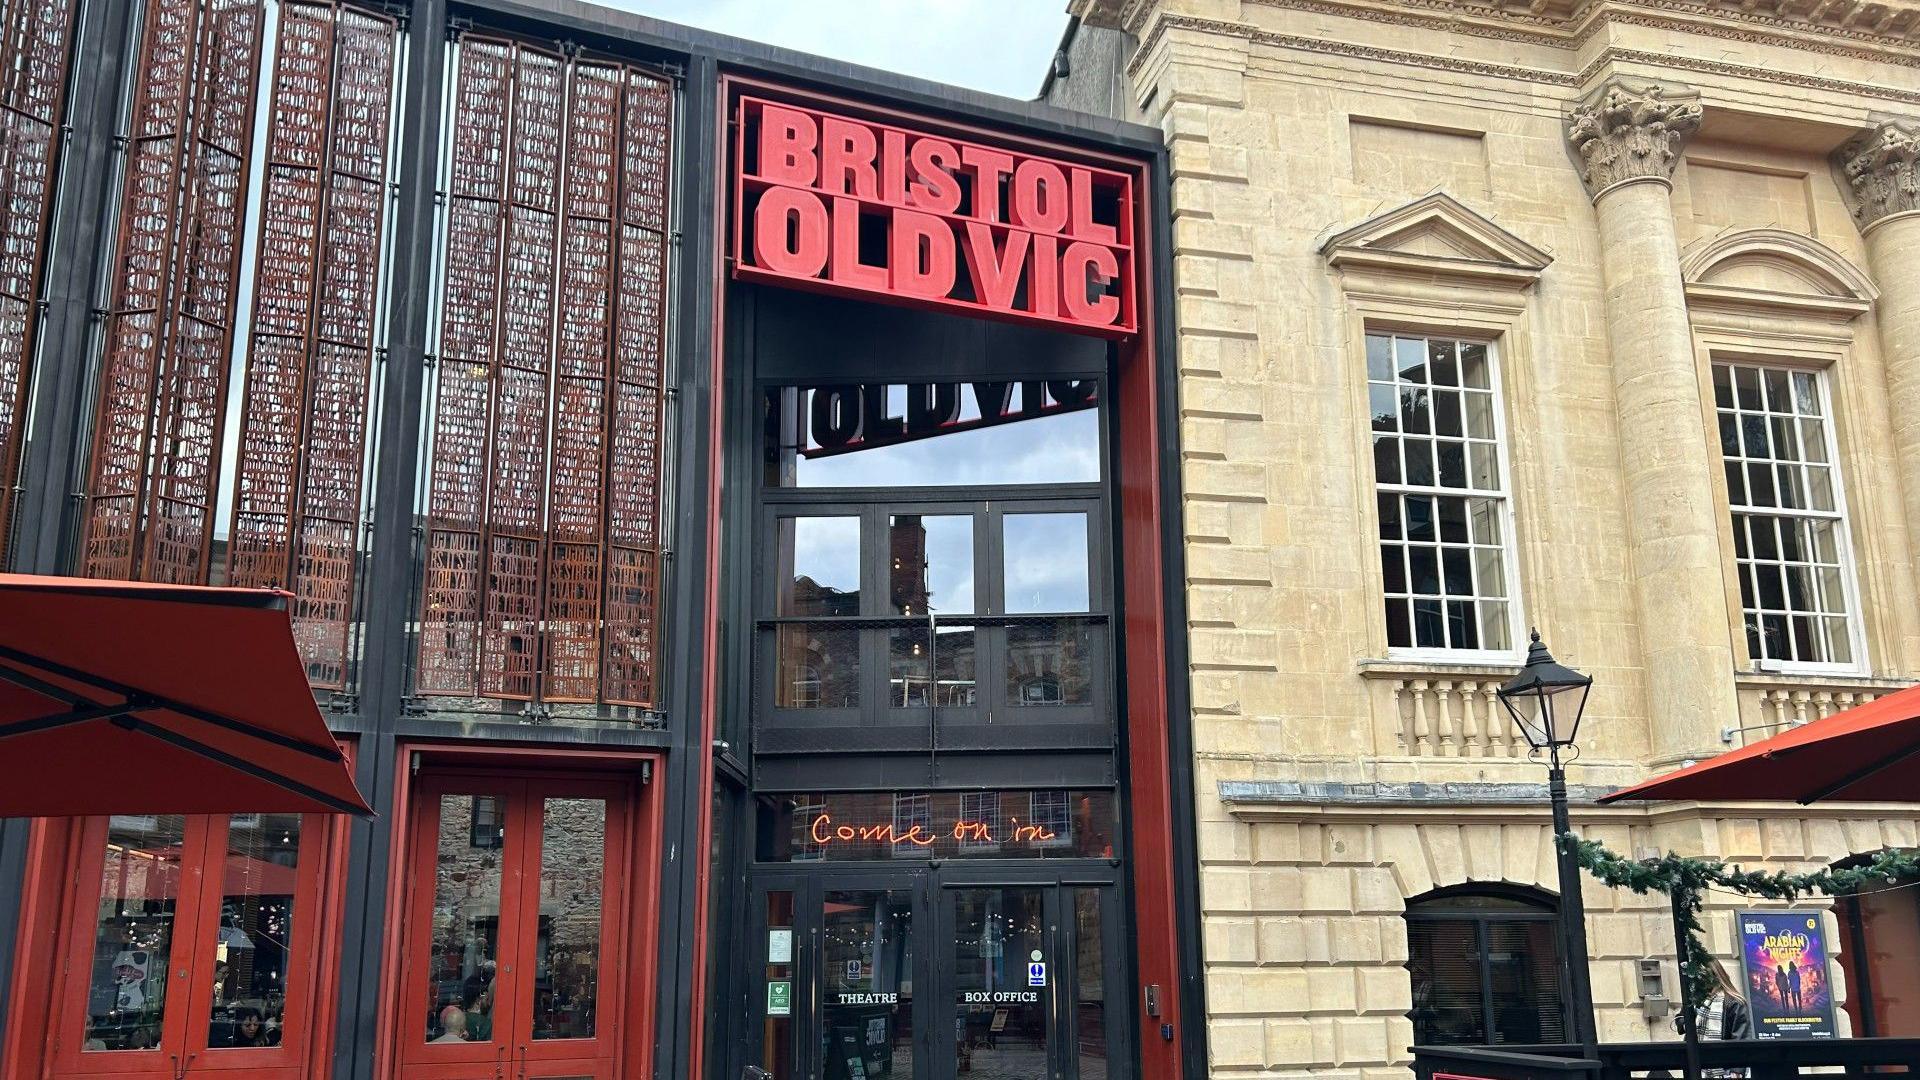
[744, 861, 1131, 1080]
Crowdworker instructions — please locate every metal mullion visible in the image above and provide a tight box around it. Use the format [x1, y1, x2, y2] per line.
[470, 38, 518, 693]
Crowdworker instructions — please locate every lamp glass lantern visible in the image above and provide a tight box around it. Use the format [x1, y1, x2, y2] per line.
[1496, 630, 1592, 752]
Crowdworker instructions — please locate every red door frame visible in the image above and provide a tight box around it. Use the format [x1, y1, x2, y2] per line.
[372, 743, 663, 1080]
[7, 800, 355, 1077]
[691, 74, 1184, 1080]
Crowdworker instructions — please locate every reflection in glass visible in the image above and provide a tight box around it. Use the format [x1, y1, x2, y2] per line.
[534, 798, 604, 1040]
[84, 815, 188, 1051]
[952, 888, 1049, 1080]
[775, 625, 860, 708]
[1006, 620, 1093, 705]
[766, 383, 1101, 488]
[1003, 513, 1089, 613]
[207, 814, 301, 1049]
[1073, 889, 1109, 1080]
[889, 514, 973, 615]
[776, 517, 861, 616]
[823, 890, 916, 1080]
[425, 795, 503, 1044]
[888, 627, 976, 707]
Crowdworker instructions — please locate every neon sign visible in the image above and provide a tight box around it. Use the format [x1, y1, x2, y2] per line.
[732, 94, 1137, 336]
[808, 813, 1058, 850]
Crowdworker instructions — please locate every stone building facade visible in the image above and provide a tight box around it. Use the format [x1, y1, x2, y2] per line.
[1045, 1, 1920, 1077]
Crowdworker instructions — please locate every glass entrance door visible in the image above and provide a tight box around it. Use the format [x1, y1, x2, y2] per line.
[396, 774, 632, 1080]
[747, 871, 1127, 1080]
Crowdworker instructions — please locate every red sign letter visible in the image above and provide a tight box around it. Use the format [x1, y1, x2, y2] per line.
[753, 186, 829, 278]
[890, 208, 955, 300]
[758, 103, 818, 185]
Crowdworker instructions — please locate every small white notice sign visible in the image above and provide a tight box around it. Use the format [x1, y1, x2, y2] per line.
[768, 928, 792, 964]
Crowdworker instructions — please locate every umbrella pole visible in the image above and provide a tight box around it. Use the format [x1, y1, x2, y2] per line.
[1671, 888, 1702, 1080]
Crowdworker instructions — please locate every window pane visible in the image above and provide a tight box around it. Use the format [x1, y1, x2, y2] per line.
[1004, 513, 1090, 614]
[1438, 498, 1469, 544]
[426, 795, 503, 1045]
[1433, 390, 1462, 437]
[770, 383, 1101, 487]
[951, 889, 1049, 1076]
[1371, 384, 1399, 433]
[1366, 334, 1393, 380]
[1479, 602, 1511, 651]
[1400, 386, 1431, 435]
[1437, 443, 1467, 489]
[85, 816, 189, 1052]
[1464, 392, 1494, 439]
[1442, 548, 1472, 596]
[1073, 890, 1110, 1080]
[1384, 598, 1412, 649]
[1409, 547, 1440, 595]
[1474, 548, 1506, 598]
[1429, 340, 1458, 386]
[1381, 545, 1407, 593]
[1403, 439, 1435, 486]
[1396, 337, 1427, 383]
[775, 625, 860, 708]
[1377, 493, 1402, 540]
[778, 517, 861, 616]
[1413, 598, 1445, 648]
[889, 514, 973, 616]
[1408, 918, 1487, 1045]
[1460, 343, 1490, 389]
[1406, 496, 1435, 542]
[1006, 620, 1094, 705]
[889, 627, 977, 708]
[1487, 921, 1566, 1044]
[533, 798, 604, 1040]
[208, 814, 301, 1050]
[1373, 436, 1402, 484]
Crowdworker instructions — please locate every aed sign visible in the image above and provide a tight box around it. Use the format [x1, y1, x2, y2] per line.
[733, 94, 1137, 336]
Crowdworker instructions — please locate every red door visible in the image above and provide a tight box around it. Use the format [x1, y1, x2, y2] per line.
[396, 772, 633, 1080]
[45, 811, 341, 1079]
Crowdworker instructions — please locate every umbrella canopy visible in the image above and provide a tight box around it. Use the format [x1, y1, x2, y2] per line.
[1601, 682, 1920, 805]
[0, 574, 371, 817]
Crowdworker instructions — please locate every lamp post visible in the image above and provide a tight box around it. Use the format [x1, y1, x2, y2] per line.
[1497, 630, 1599, 1058]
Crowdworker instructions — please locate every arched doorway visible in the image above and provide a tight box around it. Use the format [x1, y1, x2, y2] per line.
[1835, 852, 1920, 1037]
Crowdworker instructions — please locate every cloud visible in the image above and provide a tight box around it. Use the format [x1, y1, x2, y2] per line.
[603, 0, 1070, 99]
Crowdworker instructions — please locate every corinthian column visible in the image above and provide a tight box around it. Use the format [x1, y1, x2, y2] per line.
[1566, 78, 1735, 765]
[1837, 117, 1920, 621]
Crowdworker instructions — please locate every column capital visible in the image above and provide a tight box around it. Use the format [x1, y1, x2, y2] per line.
[1565, 78, 1703, 201]
[1834, 116, 1920, 234]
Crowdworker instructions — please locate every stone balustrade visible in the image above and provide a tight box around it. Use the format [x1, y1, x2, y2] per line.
[1729, 672, 1915, 748]
[1359, 661, 1525, 758]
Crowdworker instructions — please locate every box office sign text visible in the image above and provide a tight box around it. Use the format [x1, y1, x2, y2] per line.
[733, 95, 1137, 336]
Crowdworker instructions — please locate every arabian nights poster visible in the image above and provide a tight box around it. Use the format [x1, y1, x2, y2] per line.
[1738, 911, 1837, 1039]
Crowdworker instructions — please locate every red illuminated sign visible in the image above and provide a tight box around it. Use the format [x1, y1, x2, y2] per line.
[807, 813, 1058, 851]
[732, 94, 1137, 336]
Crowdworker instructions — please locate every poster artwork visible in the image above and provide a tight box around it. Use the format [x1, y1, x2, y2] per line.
[1738, 910, 1837, 1039]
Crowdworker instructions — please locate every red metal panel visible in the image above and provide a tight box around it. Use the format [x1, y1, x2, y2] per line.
[420, 38, 672, 708]
[543, 61, 621, 703]
[477, 44, 562, 701]
[0, 0, 77, 550]
[82, 0, 202, 580]
[419, 35, 512, 696]
[601, 68, 671, 708]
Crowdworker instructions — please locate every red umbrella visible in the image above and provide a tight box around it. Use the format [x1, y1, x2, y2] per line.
[1601, 682, 1920, 804]
[0, 573, 371, 817]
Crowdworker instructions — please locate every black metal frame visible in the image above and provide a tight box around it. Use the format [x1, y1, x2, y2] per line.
[1406, 884, 1574, 1049]
[0, 1, 1194, 1078]
[742, 859, 1135, 1080]
[1412, 1037, 1920, 1080]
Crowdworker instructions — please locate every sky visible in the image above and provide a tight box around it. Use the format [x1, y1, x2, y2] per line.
[605, 0, 1072, 100]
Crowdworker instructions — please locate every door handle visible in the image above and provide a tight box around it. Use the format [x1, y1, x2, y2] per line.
[495, 1044, 506, 1080]
[519, 1043, 530, 1079]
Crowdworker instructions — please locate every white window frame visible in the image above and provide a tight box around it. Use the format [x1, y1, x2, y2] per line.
[1713, 359, 1867, 676]
[890, 794, 932, 859]
[1366, 331, 1525, 664]
[1027, 790, 1072, 849]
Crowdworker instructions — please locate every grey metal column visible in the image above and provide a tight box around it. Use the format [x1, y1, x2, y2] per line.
[0, 0, 137, 1059]
[330, 0, 447, 1074]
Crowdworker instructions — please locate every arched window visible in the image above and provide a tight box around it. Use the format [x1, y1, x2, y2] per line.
[1405, 884, 1568, 1047]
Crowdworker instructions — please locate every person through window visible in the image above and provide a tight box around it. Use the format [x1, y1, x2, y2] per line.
[224, 1007, 270, 1048]
[431, 1005, 469, 1043]
[1689, 959, 1752, 1040]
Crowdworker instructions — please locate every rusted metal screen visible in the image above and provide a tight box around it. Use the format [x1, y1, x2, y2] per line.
[0, 0, 77, 554]
[228, 0, 398, 688]
[419, 35, 672, 708]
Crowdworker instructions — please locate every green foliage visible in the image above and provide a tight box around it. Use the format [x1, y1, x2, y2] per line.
[1558, 833, 1920, 1011]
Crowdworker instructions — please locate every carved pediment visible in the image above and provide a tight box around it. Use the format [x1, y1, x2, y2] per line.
[1320, 192, 1552, 289]
[1681, 228, 1877, 320]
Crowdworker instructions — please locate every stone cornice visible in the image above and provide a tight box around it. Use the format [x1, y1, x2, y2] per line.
[1238, 0, 1920, 63]
[1126, 13, 1920, 109]
[1566, 77, 1703, 199]
[1834, 117, 1920, 231]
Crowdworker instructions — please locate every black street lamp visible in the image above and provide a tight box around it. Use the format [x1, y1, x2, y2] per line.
[1497, 630, 1599, 1058]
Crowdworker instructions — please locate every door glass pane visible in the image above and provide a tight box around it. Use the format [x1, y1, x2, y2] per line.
[761, 890, 796, 1080]
[777, 516, 862, 616]
[425, 794, 505, 1045]
[1073, 889, 1109, 1080]
[207, 813, 301, 1050]
[83, 815, 188, 1052]
[533, 798, 605, 1041]
[1407, 918, 1487, 1045]
[823, 888, 915, 1080]
[889, 514, 974, 616]
[1487, 920, 1566, 1044]
[952, 887, 1049, 1080]
[1004, 512, 1090, 613]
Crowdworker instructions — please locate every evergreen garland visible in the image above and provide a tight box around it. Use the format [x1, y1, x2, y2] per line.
[1558, 833, 1920, 1010]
